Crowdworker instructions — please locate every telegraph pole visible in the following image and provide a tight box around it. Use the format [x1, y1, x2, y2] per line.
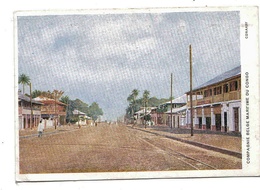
[170, 73, 173, 128]
[190, 44, 194, 136]
[54, 92, 57, 130]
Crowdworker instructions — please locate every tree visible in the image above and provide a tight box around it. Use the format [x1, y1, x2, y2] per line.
[60, 95, 70, 123]
[132, 89, 139, 113]
[143, 90, 150, 128]
[127, 94, 134, 118]
[88, 102, 103, 121]
[32, 90, 42, 98]
[18, 74, 30, 94]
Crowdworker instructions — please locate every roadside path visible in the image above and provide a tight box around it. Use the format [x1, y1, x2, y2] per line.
[129, 125, 242, 158]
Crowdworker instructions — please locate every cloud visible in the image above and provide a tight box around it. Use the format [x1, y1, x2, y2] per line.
[18, 12, 240, 120]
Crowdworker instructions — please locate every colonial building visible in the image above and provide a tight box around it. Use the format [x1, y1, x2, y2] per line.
[34, 97, 67, 127]
[18, 92, 42, 130]
[186, 66, 241, 133]
[134, 107, 156, 125]
[72, 109, 92, 126]
[150, 95, 186, 126]
[164, 94, 187, 127]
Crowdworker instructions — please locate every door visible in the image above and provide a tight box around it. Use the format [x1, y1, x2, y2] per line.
[215, 114, 221, 131]
[198, 117, 202, 129]
[234, 108, 239, 132]
[206, 117, 211, 129]
[224, 112, 227, 132]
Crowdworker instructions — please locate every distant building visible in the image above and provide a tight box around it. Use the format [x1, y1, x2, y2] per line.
[18, 92, 42, 130]
[186, 66, 241, 133]
[72, 109, 92, 126]
[135, 107, 156, 125]
[34, 96, 67, 128]
[151, 95, 186, 126]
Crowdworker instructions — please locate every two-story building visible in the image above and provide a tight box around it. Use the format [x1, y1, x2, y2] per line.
[34, 96, 67, 127]
[18, 92, 42, 130]
[186, 66, 241, 133]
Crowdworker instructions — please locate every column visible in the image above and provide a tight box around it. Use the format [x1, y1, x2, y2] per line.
[202, 108, 206, 130]
[21, 115, 24, 130]
[221, 105, 225, 132]
[238, 107, 241, 132]
[194, 108, 199, 129]
[186, 109, 190, 128]
[25, 114, 28, 129]
[211, 107, 216, 131]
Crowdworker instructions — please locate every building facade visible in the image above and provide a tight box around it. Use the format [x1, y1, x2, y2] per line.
[18, 93, 42, 130]
[34, 97, 67, 127]
[164, 94, 187, 127]
[186, 66, 241, 133]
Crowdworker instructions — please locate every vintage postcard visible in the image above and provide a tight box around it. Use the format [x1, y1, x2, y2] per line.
[14, 7, 259, 182]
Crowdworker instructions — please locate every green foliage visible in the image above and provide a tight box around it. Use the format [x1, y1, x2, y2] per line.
[88, 102, 103, 121]
[18, 74, 30, 94]
[32, 90, 42, 98]
[125, 89, 171, 120]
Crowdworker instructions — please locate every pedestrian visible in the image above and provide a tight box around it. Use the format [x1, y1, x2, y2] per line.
[38, 119, 44, 137]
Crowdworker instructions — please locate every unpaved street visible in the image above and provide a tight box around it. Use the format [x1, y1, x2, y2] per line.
[19, 123, 241, 174]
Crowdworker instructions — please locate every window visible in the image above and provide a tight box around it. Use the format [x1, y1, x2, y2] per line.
[209, 89, 212, 96]
[230, 81, 238, 91]
[204, 90, 208, 97]
[204, 89, 213, 97]
[223, 84, 229, 93]
[214, 86, 222, 95]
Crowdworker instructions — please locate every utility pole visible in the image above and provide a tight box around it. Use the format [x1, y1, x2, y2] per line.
[170, 73, 173, 128]
[190, 44, 194, 136]
[30, 82, 33, 129]
[144, 101, 147, 129]
[54, 92, 57, 130]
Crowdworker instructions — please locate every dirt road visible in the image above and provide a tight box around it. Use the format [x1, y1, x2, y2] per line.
[19, 123, 241, 174]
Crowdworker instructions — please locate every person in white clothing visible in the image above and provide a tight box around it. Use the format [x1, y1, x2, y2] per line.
[37, 119, 44, 137]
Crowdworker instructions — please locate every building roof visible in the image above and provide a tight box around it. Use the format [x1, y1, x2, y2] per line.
[34, 96, 67, 106]
[72, 110, 91, 119]
[135, 107, 155, 115]
[192, 66, 241, 91]
[160, 94, 187, 106]
[18, 93, 43, 105]
[72, 109, 86, 115]
[165, 105, 187, 114]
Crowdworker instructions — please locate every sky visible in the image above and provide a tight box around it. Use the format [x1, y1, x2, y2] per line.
[17, 10, 240, 121]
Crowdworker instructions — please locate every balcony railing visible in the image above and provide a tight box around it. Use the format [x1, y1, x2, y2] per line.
[187, 91, 241, 107]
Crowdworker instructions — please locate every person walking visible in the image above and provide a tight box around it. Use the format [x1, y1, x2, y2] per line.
[37, 119, 44, 137]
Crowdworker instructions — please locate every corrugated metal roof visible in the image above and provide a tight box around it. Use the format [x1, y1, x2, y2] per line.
[33, 96, 67, 106]
[193, 66, 241, 91]
[18, 93, 43, 105]
[72, 109, 86, 115]
[165, 105, 187, 114]
[161, 94, 187, 106]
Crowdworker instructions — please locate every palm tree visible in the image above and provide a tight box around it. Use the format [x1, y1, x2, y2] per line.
[127, 94, 134, 120]
[32, 90, 42, 98]
[60, 95, 70, 124]
[132, 89, 139, 111]
[52, 90, 64, 129]
[131, 89, 139, 123]
[18, 74, 30, 94]
[143, 90, 150, 128]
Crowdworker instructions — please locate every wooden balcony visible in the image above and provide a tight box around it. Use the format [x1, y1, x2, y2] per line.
[187, 90, 241, 107]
